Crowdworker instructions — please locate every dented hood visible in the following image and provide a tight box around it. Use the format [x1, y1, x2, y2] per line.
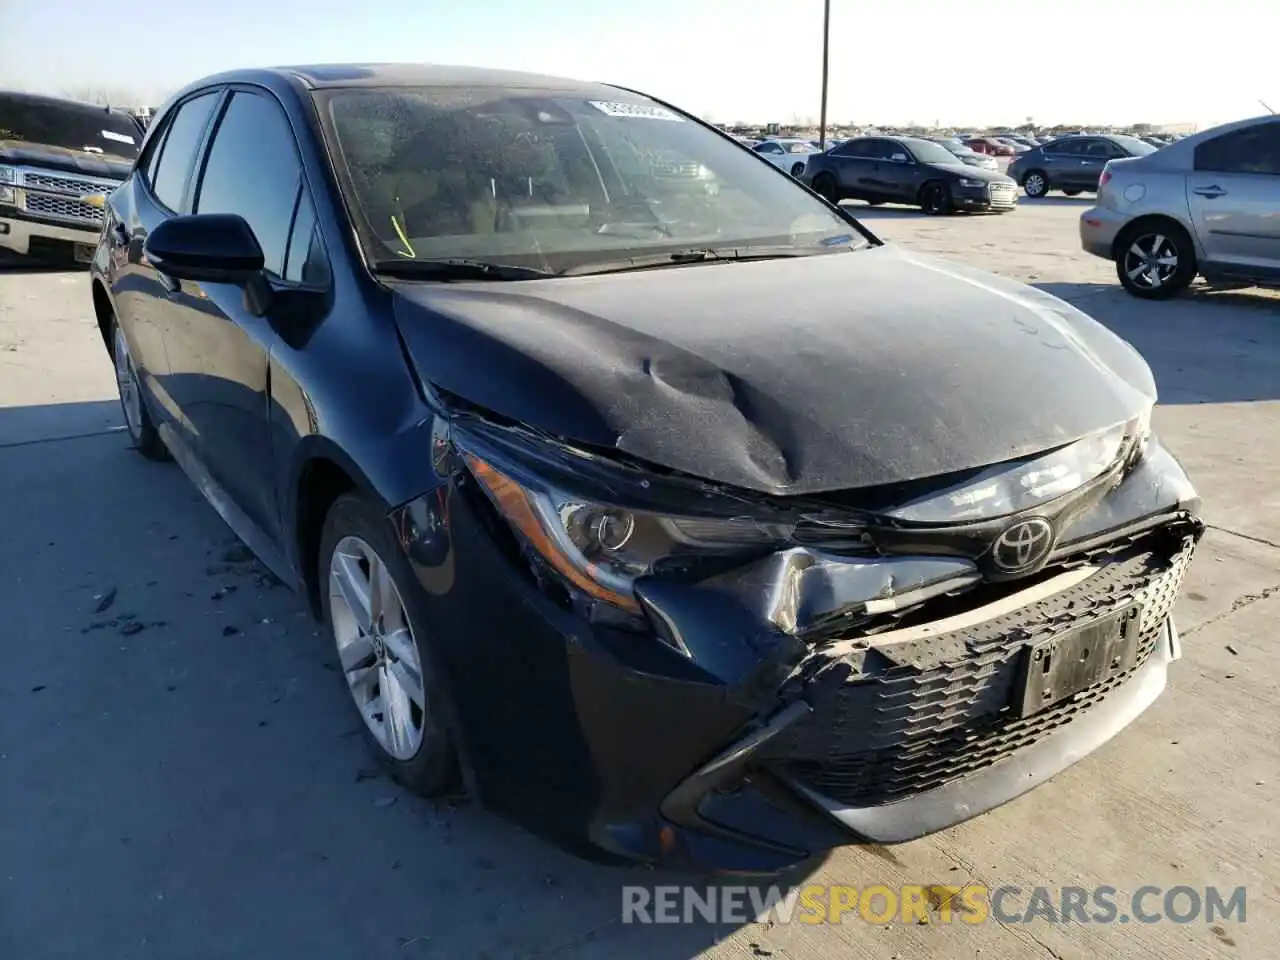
[389, 245, 1156, 495]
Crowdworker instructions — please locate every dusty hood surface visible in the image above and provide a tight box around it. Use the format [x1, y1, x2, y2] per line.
[0, 141, 131, 180]
[390, 244, 1155, 495]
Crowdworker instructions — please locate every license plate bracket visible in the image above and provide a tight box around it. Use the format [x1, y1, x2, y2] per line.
[1012, 603, 1142, 718]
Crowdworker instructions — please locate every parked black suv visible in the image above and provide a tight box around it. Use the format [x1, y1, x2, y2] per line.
[0, 91, 140, 261]
[1006, 135, 1156, 198]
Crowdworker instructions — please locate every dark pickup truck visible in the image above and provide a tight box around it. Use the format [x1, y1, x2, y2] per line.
[0, 91, 139, 261]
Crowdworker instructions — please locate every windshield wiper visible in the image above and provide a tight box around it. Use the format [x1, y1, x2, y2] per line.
[372, 258, 556, 282]
[560, 243, 857, 277]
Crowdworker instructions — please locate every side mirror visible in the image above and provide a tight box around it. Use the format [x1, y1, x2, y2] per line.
[144, 214, 265, 284]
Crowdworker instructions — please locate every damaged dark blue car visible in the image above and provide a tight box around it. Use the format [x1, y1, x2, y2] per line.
[89, 63, 1203, 872]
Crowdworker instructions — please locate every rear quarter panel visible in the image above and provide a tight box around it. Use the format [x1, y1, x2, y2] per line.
[1096, 158, 1199, 258]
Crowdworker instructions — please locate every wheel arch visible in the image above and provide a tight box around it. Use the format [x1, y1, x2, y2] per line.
[90, 278, 115, 353]
[289, 441, 380, 618]
[1110, 213, 1198, 265]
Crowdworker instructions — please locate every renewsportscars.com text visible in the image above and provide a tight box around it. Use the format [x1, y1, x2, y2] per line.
[622, 884, 1247, 926]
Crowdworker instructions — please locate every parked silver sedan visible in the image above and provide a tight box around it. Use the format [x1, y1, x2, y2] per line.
[1080, 115, 1280, 298]
[751, 137, 822, 177]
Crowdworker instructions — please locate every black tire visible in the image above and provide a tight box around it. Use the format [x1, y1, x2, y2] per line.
[1063, 188, 1081, 197]
[790, 161, 806, 177]
[111, 318, 170, 461]
[919, 181, 953, 215]
[1114, 219, 1196, 300]
[319, 491, 459, 796]
[1022, 169, 1050, 198]
[812, 173, 839, 203]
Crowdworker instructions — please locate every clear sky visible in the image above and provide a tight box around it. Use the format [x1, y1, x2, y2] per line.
[0, 0, 1273, 129]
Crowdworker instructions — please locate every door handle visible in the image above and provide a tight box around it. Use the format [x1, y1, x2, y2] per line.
[109, 223, 129, 248]
[1193, 185, 1227, 198]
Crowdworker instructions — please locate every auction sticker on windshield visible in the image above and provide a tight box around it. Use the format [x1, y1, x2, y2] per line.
[587, 100, 684, 122]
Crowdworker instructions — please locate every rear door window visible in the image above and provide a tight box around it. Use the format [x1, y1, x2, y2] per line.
[1194, 123, 1280, 176]
[150, 92, 220, 212]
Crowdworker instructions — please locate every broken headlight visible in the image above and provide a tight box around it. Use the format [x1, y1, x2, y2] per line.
[885, 417, 1146, 524]
[465, 454, 793, 614]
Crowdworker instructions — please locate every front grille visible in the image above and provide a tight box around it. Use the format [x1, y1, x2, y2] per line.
[20, 192, 104, 226]
[766, 524, 1197, 808]
[987, 182, 1018, 208]
[20, 171, 111, 196]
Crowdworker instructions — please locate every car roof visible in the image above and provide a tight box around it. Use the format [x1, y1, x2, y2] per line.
[177, 63, 628, 98]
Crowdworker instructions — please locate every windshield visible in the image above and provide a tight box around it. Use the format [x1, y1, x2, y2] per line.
[321, 86, 865, 274]
[0, 95, 139, 160]
[903, 138, 963, 165]
[1109, 134, 1157, 156]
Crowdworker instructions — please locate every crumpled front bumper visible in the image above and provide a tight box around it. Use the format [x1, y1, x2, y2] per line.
[390, 430, 1203, 873]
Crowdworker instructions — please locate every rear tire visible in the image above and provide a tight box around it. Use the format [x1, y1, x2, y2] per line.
[320, 491, 459, 796]
[812, 173, 839, 203]
[1022, 170, 1049, 198]
[111, 319, 169, 461]
[919, 181, 953, 215]
[1115, 220, 1196, 300]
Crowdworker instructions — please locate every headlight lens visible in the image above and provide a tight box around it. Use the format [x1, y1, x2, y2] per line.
[0, 165, 15, 184]
[0, 185, 15, 205]
[957, 178, 984, 188]
[465, 454, 792, 613]
[885, 419, 1139, 524]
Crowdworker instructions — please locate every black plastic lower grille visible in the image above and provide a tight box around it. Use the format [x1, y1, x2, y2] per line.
[766, 524, 1198, 808]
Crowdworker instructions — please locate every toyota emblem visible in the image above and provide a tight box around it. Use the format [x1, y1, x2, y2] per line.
[991, 517, 1055, 574]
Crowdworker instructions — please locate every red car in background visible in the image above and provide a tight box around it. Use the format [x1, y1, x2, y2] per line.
[965, 137, 1017, 157]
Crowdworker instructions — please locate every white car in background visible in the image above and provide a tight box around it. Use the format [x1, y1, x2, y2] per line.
[751, 137, 822, 177]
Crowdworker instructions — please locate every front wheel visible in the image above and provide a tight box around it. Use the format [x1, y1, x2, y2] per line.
[790, 162, 806, 177]
[1022, 170, 1049, 198]
[320, 492, 458, 795]
[112, 321, 169, 461]
[919, 181, 953, 215]
[1116, 222, 1196, 299]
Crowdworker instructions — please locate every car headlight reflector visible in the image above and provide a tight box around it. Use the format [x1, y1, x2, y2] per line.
[885, 419, 1139, 524]
[0, 165, 15, 184]
[465, 454, 791, 613]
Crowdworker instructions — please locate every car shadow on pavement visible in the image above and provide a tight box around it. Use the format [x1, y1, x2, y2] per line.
[0, 252, 89, 274]
[0, 398, 825, 960]
[1034, 282, 1280, 405]
[1018, 196, 1095, 207]
[0, 398, 123, 448]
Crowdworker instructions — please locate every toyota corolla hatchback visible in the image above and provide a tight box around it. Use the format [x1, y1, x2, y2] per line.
[90, 64, 1202, 872]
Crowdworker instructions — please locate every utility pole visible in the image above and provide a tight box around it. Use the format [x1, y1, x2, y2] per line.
[819, 0, 831, 149]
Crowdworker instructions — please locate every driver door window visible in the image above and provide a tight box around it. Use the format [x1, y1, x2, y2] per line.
[194, 91, 303, 276]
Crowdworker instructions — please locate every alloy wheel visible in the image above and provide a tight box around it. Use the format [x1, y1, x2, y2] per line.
[328, 535, 428, 761]
[1122, 232, 1180, 292]
[113, 326, 143, 440]
[1024, 173, 1047, 197]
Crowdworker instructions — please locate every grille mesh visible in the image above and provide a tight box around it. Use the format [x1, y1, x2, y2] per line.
[21, 192, 104, 226]
[768, 527, 1197, 808]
